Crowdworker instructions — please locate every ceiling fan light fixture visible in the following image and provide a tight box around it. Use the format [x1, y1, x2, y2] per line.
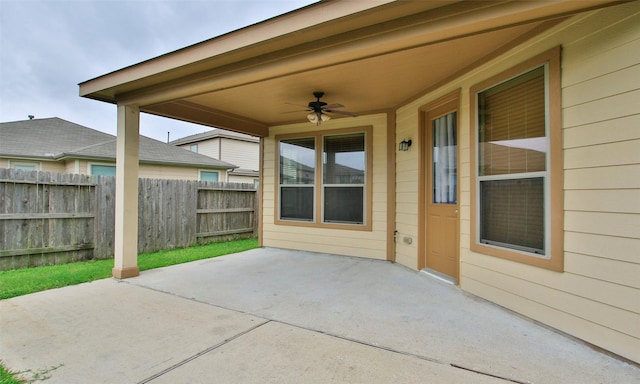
[298, 92, 355, 125]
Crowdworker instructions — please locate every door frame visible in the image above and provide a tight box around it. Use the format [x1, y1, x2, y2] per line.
[418, 89, 461, 280]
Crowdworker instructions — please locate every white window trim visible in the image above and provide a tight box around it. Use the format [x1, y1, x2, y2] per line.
[88, 162, 116, 176]
[9, 160, 41, 171]
[199, 169, 220, 182]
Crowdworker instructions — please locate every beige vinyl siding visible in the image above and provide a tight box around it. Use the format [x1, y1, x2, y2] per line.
[75, 160, 89, 174]
[395, 2, 640, 362]
[220, 139, 259, 170]
[139, 164, 201, 180]
[394, 111, 420, 267]
[262, 113, 388, 260]
[64, 160, 78, 174]
[228, 174, 257, 184]
[178, 136, 259, 171]
[179, 138, 221, 159]
[468, 5, 640, 362]
[39, 161, 65, 173]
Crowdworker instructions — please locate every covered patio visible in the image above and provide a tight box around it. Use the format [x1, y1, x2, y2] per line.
[78, 0, 619, 278]
[75, 0, 640, 365]
[2, 248, 638, 383]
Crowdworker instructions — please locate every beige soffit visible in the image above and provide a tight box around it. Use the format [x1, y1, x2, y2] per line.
[79, 0, 622, 136]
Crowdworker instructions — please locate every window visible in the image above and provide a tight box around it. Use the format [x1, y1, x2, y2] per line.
[90, 164, 116, 176]
[323, 133, 365, 224]
[200, 171, 219, 182]
[279, 137, 315, 221]
[470, 47, 563, 271]
[10, 161, 39, 171]
[190, 144, 198, 153]
[276, 127, 372, 230]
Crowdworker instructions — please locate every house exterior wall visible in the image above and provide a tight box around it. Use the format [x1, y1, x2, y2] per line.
[219, 139, 259, 171]
[395, 2, 640, 362]
[0, 158, 66, 173]
[138, 163, 198, 180]
[64, 160, 80, 174]
[178, 138, 221, 159]
[262, 113, 388, 259]
[178, 137, 259, 172]
[1, 158, 228, 181]
[228, 174, 257, 185]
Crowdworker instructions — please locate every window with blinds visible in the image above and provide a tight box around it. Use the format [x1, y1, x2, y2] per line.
[279, 137, 316, 221]
[323, 133, 365, 224]
[276, 127, 371, 230]
[477, 65, 547, 255]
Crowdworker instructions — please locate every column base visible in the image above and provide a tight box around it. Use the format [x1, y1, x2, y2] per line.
[112, 266, 140, 279]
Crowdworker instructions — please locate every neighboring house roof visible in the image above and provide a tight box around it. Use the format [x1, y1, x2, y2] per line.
[0, 117, 237, 169]
[170, 129, 259, 146]
[229, 168, 259, 177]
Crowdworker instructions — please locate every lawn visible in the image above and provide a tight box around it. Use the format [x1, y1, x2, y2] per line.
[0, 362, 23, 384]
[0, 239, 259, 382]
[0, 238, 259, 300]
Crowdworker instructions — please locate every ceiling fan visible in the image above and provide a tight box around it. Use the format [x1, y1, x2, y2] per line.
[286, 92, 358, 125]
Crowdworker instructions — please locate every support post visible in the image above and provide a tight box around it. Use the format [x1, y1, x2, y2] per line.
[113, 104, 140, 279]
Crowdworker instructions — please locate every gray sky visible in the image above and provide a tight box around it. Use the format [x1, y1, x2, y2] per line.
[0, 0, 315, 142]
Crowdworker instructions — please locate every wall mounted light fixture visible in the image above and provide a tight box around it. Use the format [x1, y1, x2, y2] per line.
[398, 138, 412, 151]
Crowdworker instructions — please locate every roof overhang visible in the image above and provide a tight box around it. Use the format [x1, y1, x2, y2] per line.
[79, 0, 625, 137]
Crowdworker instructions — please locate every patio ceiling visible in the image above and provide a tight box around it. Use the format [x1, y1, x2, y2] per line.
[79, 0, 620, 137]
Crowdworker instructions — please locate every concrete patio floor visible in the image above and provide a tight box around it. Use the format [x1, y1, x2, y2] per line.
[1, 247, 638, 383]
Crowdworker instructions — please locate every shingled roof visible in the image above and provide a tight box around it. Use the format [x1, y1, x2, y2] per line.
[0, 117, 237, 169]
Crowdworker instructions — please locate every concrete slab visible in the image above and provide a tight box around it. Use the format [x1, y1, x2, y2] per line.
[2, 248, 639, 383]
[152, 321, 507, 384]
[130, 248, 640, 384]
[0, 279, 265, 384]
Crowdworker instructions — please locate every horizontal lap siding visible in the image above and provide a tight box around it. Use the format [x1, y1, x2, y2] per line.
[138, 164, 199, 181]
[262, 115, 388, 260]
[393, 2, 640, 362]
[39, 162, 66, 173]
[465, 3, 640, 362]
[394, 111, 420, 268]
[220, 139, 259, 170]
[181, 139, 220, 159]
[561, 3, 640, 361]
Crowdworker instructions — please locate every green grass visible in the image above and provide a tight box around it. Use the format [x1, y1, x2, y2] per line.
[0, 238, 258, 300]
[0, 362, 23, 384]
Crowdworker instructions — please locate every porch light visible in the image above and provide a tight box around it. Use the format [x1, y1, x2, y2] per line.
[398, 138, 412, 151]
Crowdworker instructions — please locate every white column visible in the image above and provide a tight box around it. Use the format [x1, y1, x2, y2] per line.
[113, 104, 140, 279]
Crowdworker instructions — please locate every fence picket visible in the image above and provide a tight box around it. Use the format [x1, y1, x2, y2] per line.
[0, 169, 257, 270]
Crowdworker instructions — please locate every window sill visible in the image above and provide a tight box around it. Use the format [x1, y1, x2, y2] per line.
[274, 219, 372, 232]
[470, 242, 563, 272]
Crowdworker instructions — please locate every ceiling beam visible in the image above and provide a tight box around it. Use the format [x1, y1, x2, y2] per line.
[143, 101, 269, 137]
[107, 0, 619, 108]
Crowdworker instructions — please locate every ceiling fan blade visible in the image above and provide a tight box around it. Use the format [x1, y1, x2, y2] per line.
[324, 109, 358, 117]
[324, 103, 345, 109]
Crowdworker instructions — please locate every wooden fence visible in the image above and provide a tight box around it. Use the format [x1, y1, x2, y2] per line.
[0, 169, 257, 270]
